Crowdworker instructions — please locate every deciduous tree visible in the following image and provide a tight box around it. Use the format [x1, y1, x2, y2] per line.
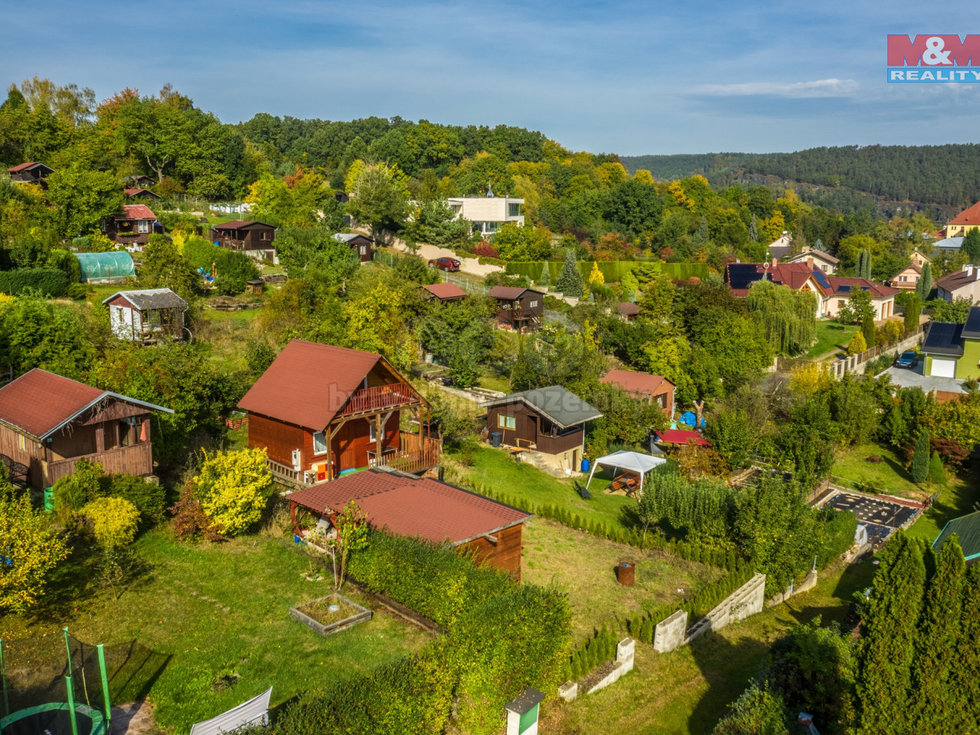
[0, 485, 69, 613]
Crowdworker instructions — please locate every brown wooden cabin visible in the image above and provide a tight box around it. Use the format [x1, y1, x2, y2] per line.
[483, 386, 601, 473]
[124, 187, 161, 201]
[422, 282, 467, 303]
[616, 302, 640, 322]
[7, 162, 53, 187]
[0, 369, 172, 489]
[125, 174, 156, 190]
[210, 221, 277, 261]
[238, 340, 441, 486]
[333, 233, 374, 262]
[486, 286, 544, 331]
[601, 369, 675, 416]
[287, 469, 530, 579]
[104, 204, 163, 247]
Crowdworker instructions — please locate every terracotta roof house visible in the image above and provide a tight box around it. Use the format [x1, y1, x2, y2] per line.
[821, 277, 899, 321]
[210, 221, 277, 262]
[0, 369, 171, 489]
[487, 286, 544, 331]
[601, 369, 674, 415]
[333, 232, 374, 262]
[946, 200, 980, 238]
[936, 264, 980, 303]
[103, 288, 188, 343]
[933, 510, 980, 564]
[422, 283, 467, 303]
[785, 248, 840, 274]
[483, 386, 601, 474]
[238, 340, 440, 486]
[726, 261, 825, 316]
[287, 469, 532, 578]
[910, 249, 932, 268]
[921, 307, 980, 380]
[104, 204, 163, 248]
[124, 187, 161, 201]
[616, 302, 640, 321]
[890, 262, 922, 290]
[7, 162, 53, 186]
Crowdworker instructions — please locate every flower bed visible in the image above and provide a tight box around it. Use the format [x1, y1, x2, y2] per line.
[290, 592, 372, 637]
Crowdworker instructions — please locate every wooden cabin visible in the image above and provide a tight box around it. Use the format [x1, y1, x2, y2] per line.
[287, 469, 531, 579]
[104, 204, 162, 247]
[103, 288, 188, 343]
[333, 233, 374, 262]
[7, 162, 53, 186]
[487, 286, 544, 331]
[0, 369, 171, 489]
[483, 386, 601, 473]
[422, 283, 467, 303]
[124, 187, 161, 201]
[616, 302, 640, 322]
[124, 174, 156, 190]
[238, 340, 441, 486]
[210, 221, 277, 261]
[601, 369, 675, 415]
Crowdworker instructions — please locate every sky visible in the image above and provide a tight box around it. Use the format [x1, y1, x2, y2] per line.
[2, 0, 980, 155]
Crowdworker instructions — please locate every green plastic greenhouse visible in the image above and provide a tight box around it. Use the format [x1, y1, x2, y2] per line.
[75, 252, 135, 283]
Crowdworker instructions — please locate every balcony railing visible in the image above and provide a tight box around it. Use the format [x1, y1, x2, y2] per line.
[46, 443, 153, 485]
[377, 433, 441, 475]
[339, 383, 417, 417]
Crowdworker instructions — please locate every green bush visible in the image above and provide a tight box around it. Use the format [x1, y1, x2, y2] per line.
[0, 268, 69, 296]
[106, 474, 167, 527]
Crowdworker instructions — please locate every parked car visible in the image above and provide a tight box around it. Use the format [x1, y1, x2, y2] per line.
[428, 257, 461, 272]
[895, 350, 916, 368]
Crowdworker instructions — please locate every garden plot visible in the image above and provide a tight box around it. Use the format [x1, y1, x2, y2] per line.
[820, 489, 922, 543]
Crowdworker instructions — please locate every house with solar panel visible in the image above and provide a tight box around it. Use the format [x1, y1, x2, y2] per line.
[819, 278, 899, 321]
[726, 260, 825, 316]
[920, 307, 980, 379]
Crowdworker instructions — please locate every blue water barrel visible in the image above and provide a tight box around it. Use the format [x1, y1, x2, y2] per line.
[581, 458, 590, 473]
[491, 432, 502, 448]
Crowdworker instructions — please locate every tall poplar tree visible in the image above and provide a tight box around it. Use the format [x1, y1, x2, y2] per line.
[916, 262, 933, 301]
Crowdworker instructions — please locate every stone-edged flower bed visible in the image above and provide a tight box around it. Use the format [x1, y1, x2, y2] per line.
[290, 592, 373, 637]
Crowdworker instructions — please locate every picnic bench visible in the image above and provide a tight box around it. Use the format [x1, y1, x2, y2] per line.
[609, 474, 640, 497]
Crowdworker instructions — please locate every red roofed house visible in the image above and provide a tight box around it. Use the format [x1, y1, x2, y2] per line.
[238, 340, 440, 486]
[287, 469, 531, 578]
[7, 162, 53, 186]
[422, 282, 467, 303]
[601, 369, 674, 415]
[946, 200, 980, 238]
[821, 277, 899, 321]
[889, 262, 922, 290]
[487, 286, 545, 331]
[104, 204, 163, 248]
[210, 221, 277, 262]
[0, 369, 171, 490]
[726, 260, 824, 317]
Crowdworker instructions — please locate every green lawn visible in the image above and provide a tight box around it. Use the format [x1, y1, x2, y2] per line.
[907, 466, 979, 543]
[0, 532, 430, 733]
[522, 519, 723, 641]
[806, 321, 859, 360]
[444, 444, 631, 530]
[548, 559, 875, 734]
[830, 442, 927, 499]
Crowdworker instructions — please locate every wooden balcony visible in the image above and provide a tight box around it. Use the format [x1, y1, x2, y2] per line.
[339, 383, 418, 417]
[46, 443, 153, 485]
[375, 433, 441, 475]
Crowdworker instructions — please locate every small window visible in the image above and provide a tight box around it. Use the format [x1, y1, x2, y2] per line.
[529, 300, 538, 308]
[497, 414, 516, 430]
[313, 431, 327, 455]
[508, 203, 521, 217]
[360, 246, 367, 255]
[138, 221, 149, 234]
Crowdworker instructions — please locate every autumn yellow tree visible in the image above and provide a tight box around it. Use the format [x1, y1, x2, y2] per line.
[0, 488, 69, 612]
[194, 447, 275, 536]
[588, 261, 605, 288]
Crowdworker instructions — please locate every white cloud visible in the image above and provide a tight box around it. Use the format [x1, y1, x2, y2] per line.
[695, 78, 860, 98]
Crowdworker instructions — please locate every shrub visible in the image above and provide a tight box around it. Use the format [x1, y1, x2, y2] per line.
[473, 241, 499, 258]
[847, 331, 867, 356]
[170, 483, 222, 541]
[107, 474, 167, 527]
[52, 460, 105, 523]
[193, 448, 275, 536]
[82, 496, 140, 550]
[0, 268, 68, 296]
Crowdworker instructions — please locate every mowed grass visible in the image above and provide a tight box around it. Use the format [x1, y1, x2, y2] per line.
[907, 465, 979, 542]
[0, 532, 430, 733]
[445, 444, 631, 529]
[806, 321, 859, 360]
[522, 519, 723, 641]
[547, 558, 875, 735]
[831, 442, 926, 499]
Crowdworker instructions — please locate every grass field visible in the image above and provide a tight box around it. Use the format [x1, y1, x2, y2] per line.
[907, 466, 979, 542]
[0, 532, 429, 733]
[547, 558, 875, 734]
[806, 321, 859, 360]
[444, 444, 630, 529]
[522, 519, 723, 641]
[830, 442, 926, 499]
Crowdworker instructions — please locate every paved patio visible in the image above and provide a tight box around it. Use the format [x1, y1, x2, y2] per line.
[879, 363, 966, 395]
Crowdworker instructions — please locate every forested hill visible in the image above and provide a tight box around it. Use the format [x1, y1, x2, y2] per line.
[622, 145, 980, 216]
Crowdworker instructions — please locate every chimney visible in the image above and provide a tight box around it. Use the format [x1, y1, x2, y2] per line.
[772, 257, 778, 268]
[967, 264, 974, 278]
[806, 257, 814, 269]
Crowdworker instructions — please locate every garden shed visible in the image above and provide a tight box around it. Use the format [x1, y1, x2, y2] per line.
[75, 252, 135, 283]
[102, 288, 188, 343]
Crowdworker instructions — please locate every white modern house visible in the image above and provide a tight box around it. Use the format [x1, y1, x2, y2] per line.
[447, 189, 524, 237]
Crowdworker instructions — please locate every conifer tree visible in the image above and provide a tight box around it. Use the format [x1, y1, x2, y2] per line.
[912, 535, 965, 731]
[928, 451, 945, 485]
[537, 260, 551, 289]
[903, 293, 921, 334]
[949, 564, 980, 731]
[963, 228, 980, 264]
[911, 430, 930, 483]
[916, 262, 933, 301]
[861, 313, 876, 347]
[857, 533, 926, 733]
[847, 331, 867, 356]
[555, 249, 583, 298]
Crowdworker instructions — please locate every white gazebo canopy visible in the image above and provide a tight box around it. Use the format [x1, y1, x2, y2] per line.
[585, 450, 667, 489]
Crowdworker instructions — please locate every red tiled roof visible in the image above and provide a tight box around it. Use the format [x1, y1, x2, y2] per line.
[727, 261, 823, 297]
[950, 200, 980, 226]
[118, 204, 157, 221]
[616, 302, 640, 316]
[936, 266, 980, 293]
[7, 162, 42, 173]
[0, 369, 105, 438]
[655, 429, 711, 447]
[212, 220, 274, 231]
[237, 340, 383, 430]
[601, 369, 673, 395]
[288, 470, 531, 546]
[423, 283, 467, 300]
[825, 277, 899, 300]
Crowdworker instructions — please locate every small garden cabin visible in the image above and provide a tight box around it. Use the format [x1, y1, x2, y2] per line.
[487, 286, 544, 331]
[103, 288, 188, 343]
[210, 221, 277, 261]
[332, 232, 374, 262]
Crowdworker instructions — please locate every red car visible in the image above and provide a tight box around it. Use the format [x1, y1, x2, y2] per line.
[428, 257, 461, 272]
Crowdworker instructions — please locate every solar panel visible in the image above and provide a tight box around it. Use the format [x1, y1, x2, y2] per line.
[963, 306, 980, 338]
[922, 322, 965, 354]
[812, 269, 831, 289]
[727, 263, 766, 290]
[837, 284, 851, 293]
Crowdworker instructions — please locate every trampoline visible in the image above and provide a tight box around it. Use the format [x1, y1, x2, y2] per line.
[1, 702, 107, 735]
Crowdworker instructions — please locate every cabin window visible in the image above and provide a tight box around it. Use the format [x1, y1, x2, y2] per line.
[313, 430, 327, 455]
[360, 246, 367, 255]
[529, 300, 538, 308]
[138, 221, 149, 234]
[497, 414, 516, 430]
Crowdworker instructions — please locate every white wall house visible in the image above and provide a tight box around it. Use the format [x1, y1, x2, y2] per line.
[447, 195, 524, 237]
[103, 289, 188, 343]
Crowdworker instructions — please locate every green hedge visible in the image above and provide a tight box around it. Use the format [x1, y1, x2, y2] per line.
[0, 268, 69, 296]
[505, 260, 709, 283]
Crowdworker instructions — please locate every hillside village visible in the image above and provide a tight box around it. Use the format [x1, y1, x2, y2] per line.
[1, 80, 980, 735]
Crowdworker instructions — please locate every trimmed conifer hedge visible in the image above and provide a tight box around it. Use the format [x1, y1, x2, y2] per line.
[0, 268, 69, 296]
